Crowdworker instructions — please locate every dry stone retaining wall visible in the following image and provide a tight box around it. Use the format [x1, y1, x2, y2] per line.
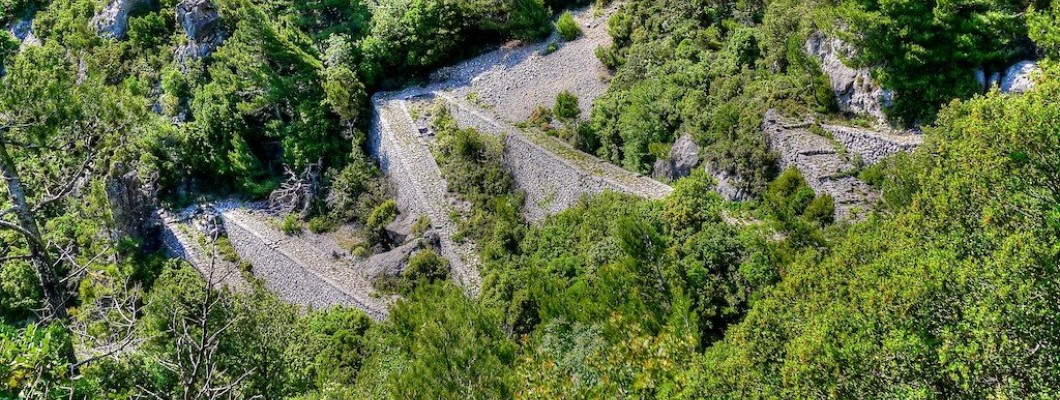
[159, 212, 246, 290]
[823, 124, 921, 165]
[764, 110, 878, 220]
[435, 92, 672, 221]
[369, 95, 482, 295]
[220, 208, 390, 320]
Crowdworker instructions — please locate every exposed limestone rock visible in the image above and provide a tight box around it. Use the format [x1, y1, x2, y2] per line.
[821, 124, 921, 166]
[8, 15, 39, 47]
[988, 71, 1002, 89]
[763, 110, 878, 220]
[385, 213, 420, 245]
[974, 68, 987, 93]
[704, 163, 753, 202]
[175, 0, 226, 61]
[652, 133, 700, 181]
[363, 233, 441, 281]
[805, 31, 892, 124]
[106, 168, 161, 252]
[999, 60, 1040, 94]
[93, 0, 155, 39]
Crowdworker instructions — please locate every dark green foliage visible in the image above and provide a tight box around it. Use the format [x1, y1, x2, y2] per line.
[359, 0, 552, 85]
[0, 323, 81, 398]
[355, 283, 517, 398]
[553, 90, 580, 120]
[403, 250, 450, 289]
[127, 12, 169, 48]
[555, 10, 581, 41]
[835, 0, 1040, 124]
[1029, 1, 1060, 58]
[679, 65, 1060, 399]
[433, 109, 516, 208]
[282, 213, 303, 235]
[292, 307, 373, 388]
[365, 199, 398, 245]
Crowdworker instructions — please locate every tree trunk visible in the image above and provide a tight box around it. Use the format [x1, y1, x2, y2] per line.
[0, 141, 78, 366]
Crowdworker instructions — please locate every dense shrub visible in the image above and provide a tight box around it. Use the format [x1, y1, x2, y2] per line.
[836, 0, 1036, 124]
[402, 250, 450, 289]
[553, 90, 580, 120]
[555, 11, 582, 41]
[365, 200, 398, 245]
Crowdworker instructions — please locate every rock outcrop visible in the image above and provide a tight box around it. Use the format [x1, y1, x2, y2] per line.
[8, 15, 39, 47]
[821, 124, 921, 165]
[364, 233, 441, 281]
[653, 133, 700, 181]
[385, 212, 421, 245]
[999, 60, 1040, 94]
[704, 163, 754, 202]
[805, 31, 892, 124]
[175, 0, 226, 61]
[106, 168, 161, 252]
[93, 0, 155, 39]
[763, 110, 878, 220]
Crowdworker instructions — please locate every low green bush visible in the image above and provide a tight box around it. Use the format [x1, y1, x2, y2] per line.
[555, 11, 582, 41]
[553, 90, 580, 120]
[281, 214, 303, 235]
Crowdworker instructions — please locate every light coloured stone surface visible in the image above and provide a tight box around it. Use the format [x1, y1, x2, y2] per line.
[218, 207, 391, 320]
[822, 124, 921, 165]
[653, 133, 700, 181]
[805, 31, 892, 124]
[431, 6, 614, 123]
[369, 96, 483, 295]
[436, 92, 672, 221]
[159, 210, 246, 291]
[93, 0, 155, 39]
[175, 0, 226, 61]
[764, 110, 878, 220]
[999, 60, 1040, 94]
[7, 15, 39, 48]
[704, 163, 753, 202]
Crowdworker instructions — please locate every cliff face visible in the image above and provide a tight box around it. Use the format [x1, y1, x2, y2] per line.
[805, 31, 892, 125]
[93, 0, 156, 39]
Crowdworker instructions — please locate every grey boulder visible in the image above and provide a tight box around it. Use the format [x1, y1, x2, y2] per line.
[805, 31, 892, 124]
[93, 0, 155, 39]
[999, 60, 1040, 94]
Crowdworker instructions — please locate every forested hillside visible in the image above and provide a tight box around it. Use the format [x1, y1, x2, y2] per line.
[2, 0, 1059, 398]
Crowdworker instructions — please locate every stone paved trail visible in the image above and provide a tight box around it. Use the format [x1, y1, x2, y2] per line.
[218, 207, 391, 320]
[763, 110, 878, 220]
[371, 96, 483, 295]
[159, 211, 246, 290]
[437, 91, 673, 198]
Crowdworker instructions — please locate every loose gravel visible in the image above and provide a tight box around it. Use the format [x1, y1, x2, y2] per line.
[218, 206, 392, 320]
[428, 5, 615, 122]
